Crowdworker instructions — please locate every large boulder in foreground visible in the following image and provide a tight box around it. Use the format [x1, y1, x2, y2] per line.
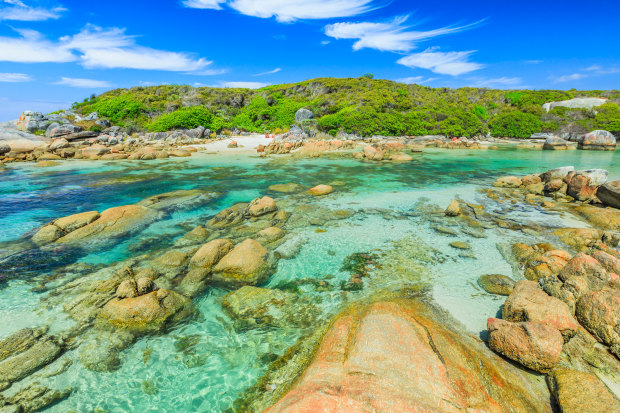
[596, 180, 620, 209]
[503, 281, 578, 339]
[56, 205, 158, 243]
[546, 368, 620, 413]
[100, 289, 193, 333]
[578, 130, 616, 150]
[264, 299, 551, 413]
[487, 318, 562, 373]
[211, 239, 270, 287]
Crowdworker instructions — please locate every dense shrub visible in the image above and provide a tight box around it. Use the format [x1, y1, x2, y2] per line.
[148, 106, 213, 132]
[593, 103, 620, 136]
[88, 95, 146, 123]
[489, 111, 543, 138]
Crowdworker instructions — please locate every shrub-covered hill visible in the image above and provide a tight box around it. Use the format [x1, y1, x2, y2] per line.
[71, 77, 620, 138]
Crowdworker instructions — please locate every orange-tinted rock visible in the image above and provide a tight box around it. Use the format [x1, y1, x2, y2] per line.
[503, 280, 578, 339]
[487, 318, 563, 373]
[308, 184, 333, 196]
[521, 174, 542, 186]
[547, 368, 620, 413]
[557, 253, 611, 297]
[211, 239, 269, 287]
[189, 239, 234, 270]
[493, 176, 522, 188]
[525, 250, 572, 280]
[265, 299, 551, 413]
[247, 196, 277, 217]
[590, 249, 620, 275]
[363, 145, 384, 161]
[574, 206, 620, 231]
[575, 289, 620, 354]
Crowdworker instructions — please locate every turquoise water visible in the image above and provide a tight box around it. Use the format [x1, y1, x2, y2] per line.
[0, 148, 618, 412]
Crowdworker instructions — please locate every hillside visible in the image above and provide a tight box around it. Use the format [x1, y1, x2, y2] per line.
[71, 77, 620, 138]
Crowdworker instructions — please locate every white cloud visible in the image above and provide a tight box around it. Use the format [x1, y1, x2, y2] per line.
[253, 67, 281, 76]
[182, 0, 225, 9]
[184, 0, 375, 22]
[192, 68, 229, 75]
[55, 77, 112, 88]
[396, 76, 437, 85]
[553, 73, 587, 83]
[0, 1, 65, 21]
[219, 81, 268, 88]
[397, 49, 484, 76]
[469, 76, 523, 88]
[325, 15, 480, 52]
[0, 26, 212, 71]
[0, 29, 75, 62]
[525, 60, 542, 64]
[0, 72, 31, 82]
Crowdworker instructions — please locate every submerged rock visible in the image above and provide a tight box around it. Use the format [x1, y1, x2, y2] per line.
[263, 299, 551, 412]
[137, 189, 218, 212]
[211, 239, 270, 287]
[546, 368, 620, 413]
[477, 274, 516, 295]
[487, 318, 562, 373]
[5, 383, 72, 413]
[268, 183, 304, 193]
[189, 239, 234, 270]
[0, 335, 62, 383]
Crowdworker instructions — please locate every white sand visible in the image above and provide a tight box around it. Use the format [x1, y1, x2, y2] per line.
[185, 134, 273, 154]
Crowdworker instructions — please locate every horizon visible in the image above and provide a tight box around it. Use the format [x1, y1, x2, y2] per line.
[1, 0, 619, 121]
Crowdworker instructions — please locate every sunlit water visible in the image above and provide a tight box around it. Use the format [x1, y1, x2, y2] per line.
[0, 147, 618, 412]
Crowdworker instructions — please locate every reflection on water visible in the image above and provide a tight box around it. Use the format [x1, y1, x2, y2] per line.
[0, 148, 618, 412]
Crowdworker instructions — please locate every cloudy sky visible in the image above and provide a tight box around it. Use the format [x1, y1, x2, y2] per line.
[0, 0, 619, 120]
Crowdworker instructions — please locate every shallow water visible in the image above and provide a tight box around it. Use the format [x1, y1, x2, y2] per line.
[0, 148, 618, 412]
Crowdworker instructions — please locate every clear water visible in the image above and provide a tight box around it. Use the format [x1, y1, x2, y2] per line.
[0, 147, 618, 412]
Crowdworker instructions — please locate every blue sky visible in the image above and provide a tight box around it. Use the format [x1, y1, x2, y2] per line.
[0, 0, 619, 120]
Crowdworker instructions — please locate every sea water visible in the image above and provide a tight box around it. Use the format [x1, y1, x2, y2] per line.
[0, 148, 618, 412]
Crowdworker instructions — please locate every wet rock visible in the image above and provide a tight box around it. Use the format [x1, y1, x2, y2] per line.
[6, 383, 72, 413]
[116, 279, 138, 299]
[487, 318, 563, 373]
[388, 152, 413, 162]
[175, 226, 210, 246]
[433, 225, 458, 236]
[189, 239, 234, 270]
[0, 327, 48, 362]
[152, 249, 193, 279]
[363, 145, 384, 160]
[556, 253, 613, 301]
[526, 183, 544, 195]
[521, 174, 542, 186]
[596, 180, 620, 209]
[247, 196, 277, 217]
[449, 241, 471, 250]
[82, 144, 110, 158]
[503, 280, 578, 339]
[56, 205, 158, 243]
[308, 184, 333, 196]
[254, 226, 285, 244]
[32, 224, 64, 246]
[264, 299, 552, 413]
[546, 368, 620, 413]
[54, 211, 100, 233]
[477, 274, 516, 295]
[169, 149, 191, 157]
[99, 289, 194, 333]
[444, 199, 460, 217]
[207, 203, 247, 228]
[553, 228, 609, 251]
[493, 176, 522, 188]
[574, 206, 620, 230]
[540, 166, 574, 182]
[590, 249, 620, 274]
[137, 189, 218, 213]
[575, 289, 619, 355]
[0, 336, 62, 383]
[178, 267, 210, 298]
[544, 179, 567, 194]
[212, 239, 270, 287]
[268, 183, 304, 193]
[273, 235, 307, 259]
[578, 130, 617, 151]
[543, 136, 571, 150]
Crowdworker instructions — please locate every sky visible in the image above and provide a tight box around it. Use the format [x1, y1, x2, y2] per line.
[0, 0, 619, 121]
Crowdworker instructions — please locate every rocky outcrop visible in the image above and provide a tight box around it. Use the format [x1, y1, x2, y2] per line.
[578, 130, 616, 151]
[294, 108, 314, 122]
[487, 318, 563, 373]
[542, 136, 572, 150]
[363, 145, 384, 161]
[566, 170, 608, 201]
[503, 280, 578, 339]
[99, 288, 194, 333]
[493, 176, 522, 188]
[546, 368, 620, 413]
[575, 289, 619, 356]
[247, 196, 277, 217]
[596, 180, 620, 209]
[189, 239, 234, 270]
[477, 274, 516, 295]
[574, 206, 620, 231]
[542, 98, 607, 113]
[0, 331, 62, 384]
[264, 299, 552, 412]
[211, 239, 270, 287]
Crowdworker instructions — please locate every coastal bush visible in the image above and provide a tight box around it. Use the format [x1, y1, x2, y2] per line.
[593, 103, 620, 135]
[88, 95, 146, 123]
[148, 106, 213, 132]
[489, 111, 543, 138]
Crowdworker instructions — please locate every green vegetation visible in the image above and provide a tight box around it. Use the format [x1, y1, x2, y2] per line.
[71, 77, 620, 138]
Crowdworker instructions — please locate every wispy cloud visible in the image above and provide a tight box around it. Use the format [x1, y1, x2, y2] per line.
[0, 1, 65, 21]
[525, 60, 542, 64]
[55, 77, 112, 88]
[0, 72, 31, 82]
[468, 76, 523, 88]
[552, 73, 587, 83]
[192, 68, 229, 76]
[219, 81, 268, 88]
[0, 25, 212, 71]
[397, 49, 484, 76]
[396, 76, 437, 85]
[253, 67, 281, 76]
[325, 15, 481, 53]
[184, 0, 376, 22]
